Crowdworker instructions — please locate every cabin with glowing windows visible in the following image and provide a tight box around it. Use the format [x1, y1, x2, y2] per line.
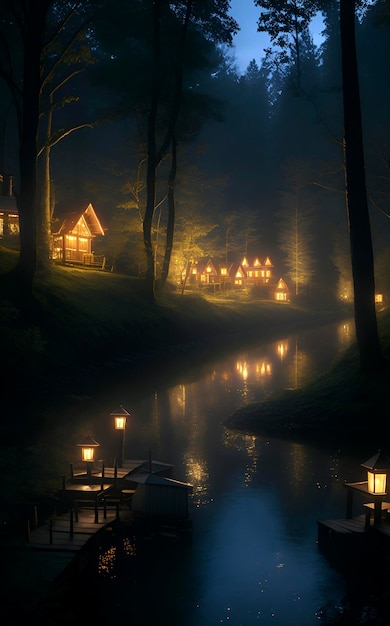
[0, 174, 18, 237]
[185, 255, 290, 301]
[51, 203, 105, 267]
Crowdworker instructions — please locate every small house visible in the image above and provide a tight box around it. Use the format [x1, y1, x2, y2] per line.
[0, 174, 18, 237]
[129, 473, 193, 520]
[51, 203, 105, 267]
[241, 255, 274, 286]
[274, 278, 290, 302]
[187, 257, 220, 285]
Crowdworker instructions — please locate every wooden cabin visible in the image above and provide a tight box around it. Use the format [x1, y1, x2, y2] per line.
[187, 257, 220, 285]
[274, 278, 290, 302]
[241, 255, 274, 286]
[0, 174, 18, 237]
[51, 203, 105, 267]
[185, 254, 290, 302]
[129, 473, 193, 520]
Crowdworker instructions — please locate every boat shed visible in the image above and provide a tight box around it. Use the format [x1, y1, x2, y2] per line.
[128, 473, 192, 519]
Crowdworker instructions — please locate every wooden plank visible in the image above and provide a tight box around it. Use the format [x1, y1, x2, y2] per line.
[26, 508, 118, 552]
[318, 516, 367, 535]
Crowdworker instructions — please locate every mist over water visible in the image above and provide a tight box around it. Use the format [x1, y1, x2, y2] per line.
[50, 318, 365, 625]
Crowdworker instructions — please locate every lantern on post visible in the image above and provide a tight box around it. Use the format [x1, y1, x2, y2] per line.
[361, 450, 390, 495]
[110, 405, 131, 468]
[77, 435, 100, 478]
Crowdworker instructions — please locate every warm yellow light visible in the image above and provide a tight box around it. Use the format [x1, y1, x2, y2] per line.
[375, 294, 383, 304]
[367, 470, 387, 494]
[114, 416, 127, 430]
[82, 446, 95, 462]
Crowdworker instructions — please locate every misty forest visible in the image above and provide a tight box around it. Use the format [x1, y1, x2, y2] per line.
[1, 1, 390, 625]
[0, 0, 389, 307]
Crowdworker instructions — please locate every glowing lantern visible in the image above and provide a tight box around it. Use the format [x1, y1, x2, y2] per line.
[361, 450, 390, 495]
[110, 405, 131, 468]
[111, 405, 130, 430]
[77, 435, 100, 476]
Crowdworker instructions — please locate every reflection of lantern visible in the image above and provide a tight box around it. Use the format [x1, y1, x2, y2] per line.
[361, 450, 390, 495]
[77, 435, 100, 476]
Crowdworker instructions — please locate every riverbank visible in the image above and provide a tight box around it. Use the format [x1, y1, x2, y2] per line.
[0, 245, 350, 442]
[225, 307, 390, 455]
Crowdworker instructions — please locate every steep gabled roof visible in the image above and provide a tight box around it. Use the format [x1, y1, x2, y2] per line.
[276, 278, 288, 290]
[52, 203, 105, 236]
[196, 257, 218, 274]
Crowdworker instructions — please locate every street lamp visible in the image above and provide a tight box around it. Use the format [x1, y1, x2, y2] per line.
[362, 450, 390, 495]
[110, 405, 131, 468]
[77, 435, 100, 478]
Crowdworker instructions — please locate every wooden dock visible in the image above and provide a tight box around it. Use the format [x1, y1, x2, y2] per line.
[24, 457, 175, 554]
[26, 507, 121, 552]
[317, 514, 390, 565]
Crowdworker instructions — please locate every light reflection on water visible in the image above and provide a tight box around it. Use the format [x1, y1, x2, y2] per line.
[66, 318, 365, 625]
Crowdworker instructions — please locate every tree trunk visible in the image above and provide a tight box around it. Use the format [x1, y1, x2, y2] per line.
[340, 0, 384, 371]
[159, 136, 177, 288]
[143, 0, 161, 302]
[15, 7, 47, 296]
[36, 98, 54, 269]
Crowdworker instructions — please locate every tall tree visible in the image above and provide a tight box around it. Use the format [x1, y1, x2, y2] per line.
[36, 7, 95, 268]
[0, 0, 52, 297]
[278, 162, 316, 297]
[143, 0, 238, 300]
[255, 0, 318, 91]
[340, 0, 384, 371]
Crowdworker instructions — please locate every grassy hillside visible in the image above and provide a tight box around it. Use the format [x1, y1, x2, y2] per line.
[0, 245, 342, 399]
[2, 244, 389, 452]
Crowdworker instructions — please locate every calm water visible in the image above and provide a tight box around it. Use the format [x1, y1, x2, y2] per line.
[57, 318, 373, 625]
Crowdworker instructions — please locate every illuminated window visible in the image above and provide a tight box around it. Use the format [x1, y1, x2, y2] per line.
[206, 266, 212, 273]
[375, 294, 383, 304]
[79, 237, 88, 252]
[221, 268, 227, 276]
[276, 293, 287, 301]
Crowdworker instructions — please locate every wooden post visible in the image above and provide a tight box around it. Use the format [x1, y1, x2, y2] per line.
[114, 457, 118, 487]
[374, 499, 382, 525]
[70, 463, 74, 482]
[94, 500, 99, 523]
[49, 519, 53, 545]
[99, 460, 104, 490]
[70, 508, 74, 537]
[74, 501, 79, 523]
[33, 505, 38, 529]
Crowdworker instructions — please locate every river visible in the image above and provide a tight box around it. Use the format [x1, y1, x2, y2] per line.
[51, 317, 375, 625]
